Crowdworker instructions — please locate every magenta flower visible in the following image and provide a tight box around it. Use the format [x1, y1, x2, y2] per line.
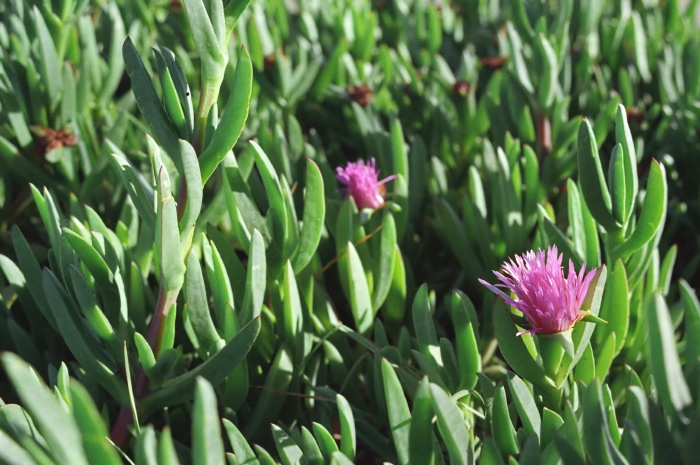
[479, 246, 598, 336]
[336, 158, 395, 210]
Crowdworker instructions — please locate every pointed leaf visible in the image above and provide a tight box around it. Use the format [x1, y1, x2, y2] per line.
[140, 317, 260, 418]
[577, 119, 619, 232]
[380, 359, 410, 465]
[193, 378, 225, 465]
[2, 353, 88, 465]
[613, 160, 667, 260]
[200, 47, 253, 183]
[122, 38, 181, 170]
[290, 159, 325, 273]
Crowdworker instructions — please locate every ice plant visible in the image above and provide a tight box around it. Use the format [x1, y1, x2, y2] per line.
[336, 158, 395, 210]
[479, 246, 598, 336]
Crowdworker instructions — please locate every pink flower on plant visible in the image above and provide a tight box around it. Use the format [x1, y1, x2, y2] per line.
[479, 246, 598, 336]
[336, 158, 395, 210]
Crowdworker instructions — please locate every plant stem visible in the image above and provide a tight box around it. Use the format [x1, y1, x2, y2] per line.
[110, 33, 228, 452]
[146, 286, 180, 358]
[110, 282, 179, 446]
[539, 336, 565, 379]
[604, 227, 626, 264]
[536, 111, 552, 157]
[540, 382, 562, 411]
[192, 84, 219, 154]
[109, 408, 134, 448]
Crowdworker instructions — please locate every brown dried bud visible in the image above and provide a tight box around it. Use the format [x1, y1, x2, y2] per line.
[625, 107, 645, 125]
[32, 126, 79, 157]
[452, 81, 471, 97]
[348, 84, 372, 107]
[170, 0, 182, 13]
[263, 54, 276, 69]
[480, 55, 508, 70]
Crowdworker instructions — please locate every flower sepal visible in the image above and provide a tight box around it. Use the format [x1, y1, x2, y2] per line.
[357, 207, 374, 224]
[580, 312, 608, 325]
[543, 329, 575, 359]
[356, 201, 400, 224]
[385, 201, 402, 212]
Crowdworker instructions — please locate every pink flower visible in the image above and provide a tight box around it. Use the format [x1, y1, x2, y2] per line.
[479, 246, 598, 336]
[336, 158, 395, 210]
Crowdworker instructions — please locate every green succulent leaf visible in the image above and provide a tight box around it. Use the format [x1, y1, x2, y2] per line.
[192, 378, 225, 465]
[646, 292, 692, 420]
[380, 359, 410, 465]
[430, 382, 472, 465]
[199, 46, 253, 184]
[577, 118, 620, 232]
[612, 160, 667, 261]
[122, 38, 182, 171]
[408, 377, 436, 465]
[336, 395, 356, 460]
[139, 317, 260, 418]
[2, 353, 89, 465]
[290, 159, 325, 274]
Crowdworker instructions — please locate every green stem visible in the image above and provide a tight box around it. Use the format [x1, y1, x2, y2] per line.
[539, 336, 565, 380]
[604, 227, 626, 264]
[192, 84, 220, 153]
[539, 382, 562, 411]
[609, 227, 626, 248]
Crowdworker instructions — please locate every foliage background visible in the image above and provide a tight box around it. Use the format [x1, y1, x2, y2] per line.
[1, 0, 700, 464]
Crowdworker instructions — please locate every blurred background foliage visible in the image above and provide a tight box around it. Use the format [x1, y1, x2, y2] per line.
[1, 0, 700, 464]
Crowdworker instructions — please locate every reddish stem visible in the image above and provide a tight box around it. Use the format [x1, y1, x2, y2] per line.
[146, 286, 168, 357]
[111, 80, 211, 449]
[110, 285, 174, 446]
[536, 112, 552, 157]
[109, 407, 134, 448]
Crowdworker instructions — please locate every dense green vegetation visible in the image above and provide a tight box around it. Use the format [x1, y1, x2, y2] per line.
[1, 0, 700, 463]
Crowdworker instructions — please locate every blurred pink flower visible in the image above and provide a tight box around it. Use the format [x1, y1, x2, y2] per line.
[479, 246, 598, 336]
[336, 158, 395, 210]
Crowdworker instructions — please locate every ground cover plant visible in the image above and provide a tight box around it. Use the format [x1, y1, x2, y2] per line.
[1, 0, 700, 463]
